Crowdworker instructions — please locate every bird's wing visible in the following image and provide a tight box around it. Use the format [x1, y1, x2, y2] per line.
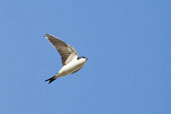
[45, 34, 77, 66]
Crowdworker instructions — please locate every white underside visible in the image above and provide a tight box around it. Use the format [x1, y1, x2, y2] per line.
[56, 57, 87, 78]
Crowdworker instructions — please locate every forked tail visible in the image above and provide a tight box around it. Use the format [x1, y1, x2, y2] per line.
[45, 75, 58, 84]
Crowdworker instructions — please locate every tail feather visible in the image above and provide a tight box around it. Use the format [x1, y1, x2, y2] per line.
[45, 75, 57, 84]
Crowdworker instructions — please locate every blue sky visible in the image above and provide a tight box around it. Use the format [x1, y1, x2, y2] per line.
[0, 0, 171, 114]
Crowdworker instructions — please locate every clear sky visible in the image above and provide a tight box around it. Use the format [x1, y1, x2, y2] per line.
[0, 0, 171, 114]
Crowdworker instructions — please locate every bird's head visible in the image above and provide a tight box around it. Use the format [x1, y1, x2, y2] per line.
[77, 56, 88, 61]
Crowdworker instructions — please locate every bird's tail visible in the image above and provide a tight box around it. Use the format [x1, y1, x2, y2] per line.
[45, 75, 60, 84]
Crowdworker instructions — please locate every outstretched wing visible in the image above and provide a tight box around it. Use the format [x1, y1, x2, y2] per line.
[45, 34, 77, 66]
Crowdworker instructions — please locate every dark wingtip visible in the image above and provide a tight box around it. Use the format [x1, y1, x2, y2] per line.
[44, 34, 49, 38]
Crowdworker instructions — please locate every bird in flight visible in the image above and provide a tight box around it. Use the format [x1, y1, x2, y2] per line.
[44, 34, 88, 84]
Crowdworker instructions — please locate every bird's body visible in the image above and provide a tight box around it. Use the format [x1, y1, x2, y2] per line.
[44, 34, 87, 84]
[56, 57, 87, 77]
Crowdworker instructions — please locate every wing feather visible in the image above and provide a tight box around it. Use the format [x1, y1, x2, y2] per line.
[45, 34, 77, 66]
